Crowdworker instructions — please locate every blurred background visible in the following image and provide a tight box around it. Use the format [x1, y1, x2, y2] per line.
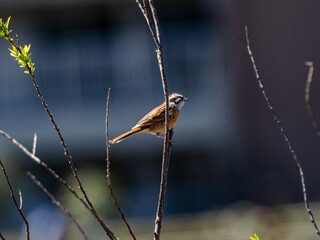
[1, 0, 320, 239]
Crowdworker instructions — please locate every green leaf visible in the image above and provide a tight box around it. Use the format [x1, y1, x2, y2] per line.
[0, 17, 10, 37]
[2, 17, 35, 74]
[250, 234, 260, 240]
[5, 16, 11, 28]
[9, 47, 18, 57]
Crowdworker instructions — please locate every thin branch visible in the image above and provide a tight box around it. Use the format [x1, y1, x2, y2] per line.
[0, 159, 29, 240]
[4, 34, 116, 239]
[15, 33, 20, 48]
[32, 133, 37, 155]
[0, 232, 5, 240]
[305, 62, 320, 136]
[27, 171, 90, 240]
[245, 26, 320, 238]
[105, 89, 136, 240]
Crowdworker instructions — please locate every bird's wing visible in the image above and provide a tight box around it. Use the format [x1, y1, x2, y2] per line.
[133, 103, 174, 129]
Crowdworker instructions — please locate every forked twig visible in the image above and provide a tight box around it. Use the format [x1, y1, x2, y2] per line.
[105, 89, 136, 239]
[27, 172, 90, 240]
[305, 62, 320, 136]
[245, 26, 320, 238]
[135, 0, 159, 46]
[0, 129, 88, 209]
[0, 129, 116, 238]
[0, 159, 29, 240]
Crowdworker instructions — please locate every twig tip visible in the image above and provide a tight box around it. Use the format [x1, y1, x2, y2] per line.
[305, 61, 314, 67]
[18, 189, 23, 210]
[32, 133, 38, 155]
[245, 26, 250, 44]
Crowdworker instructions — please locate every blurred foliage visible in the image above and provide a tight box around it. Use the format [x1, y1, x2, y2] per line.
[58, 163, 119, 219]
[1, 202, 314, 240]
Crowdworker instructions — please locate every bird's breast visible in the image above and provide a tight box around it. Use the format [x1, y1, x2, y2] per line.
[148, 107, 180, 134]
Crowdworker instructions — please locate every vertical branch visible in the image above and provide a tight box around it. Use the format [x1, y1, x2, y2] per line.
[0, 160, 29, 240]
[154, 130, 173, 240]
[245, 26, 320, 238]
[26, 172, 90, 240]
[147, 2, 171, 239]
[304, 62, 320, 136]
[105, 89, 136, 240]
[135, 1, 171, 239]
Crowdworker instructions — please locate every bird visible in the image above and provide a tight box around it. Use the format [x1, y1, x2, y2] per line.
[109, 93, 188, 144]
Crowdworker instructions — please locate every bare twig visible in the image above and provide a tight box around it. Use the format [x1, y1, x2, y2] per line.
[18, 189, 23, 210]
[4, 34, 116, 239]
[135, 1, 171, 239]
[15, 33, 19, 47]
[135, 0, 159, 46]
[0, 130, 41, 164]
[0, 159, 29, 240]
[305, 62, 320, 136]
[245, 26, 320, 238]
[27, 171, 90, 240]
[106, 89, 136, 239]
[148, 0, 161, 48]
[32, 133, 37, 155]
[0, 232, 5, 240]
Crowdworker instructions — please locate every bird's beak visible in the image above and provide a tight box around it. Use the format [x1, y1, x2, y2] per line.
[183, 97, 189, 101]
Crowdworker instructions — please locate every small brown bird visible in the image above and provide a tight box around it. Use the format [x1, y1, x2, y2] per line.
[110, 93, 188, 144]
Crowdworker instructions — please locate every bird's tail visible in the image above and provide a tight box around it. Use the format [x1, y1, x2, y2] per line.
[109, 127, 143, 144]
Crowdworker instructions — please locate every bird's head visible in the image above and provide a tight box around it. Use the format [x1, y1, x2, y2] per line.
[169, 93, 188, 110]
